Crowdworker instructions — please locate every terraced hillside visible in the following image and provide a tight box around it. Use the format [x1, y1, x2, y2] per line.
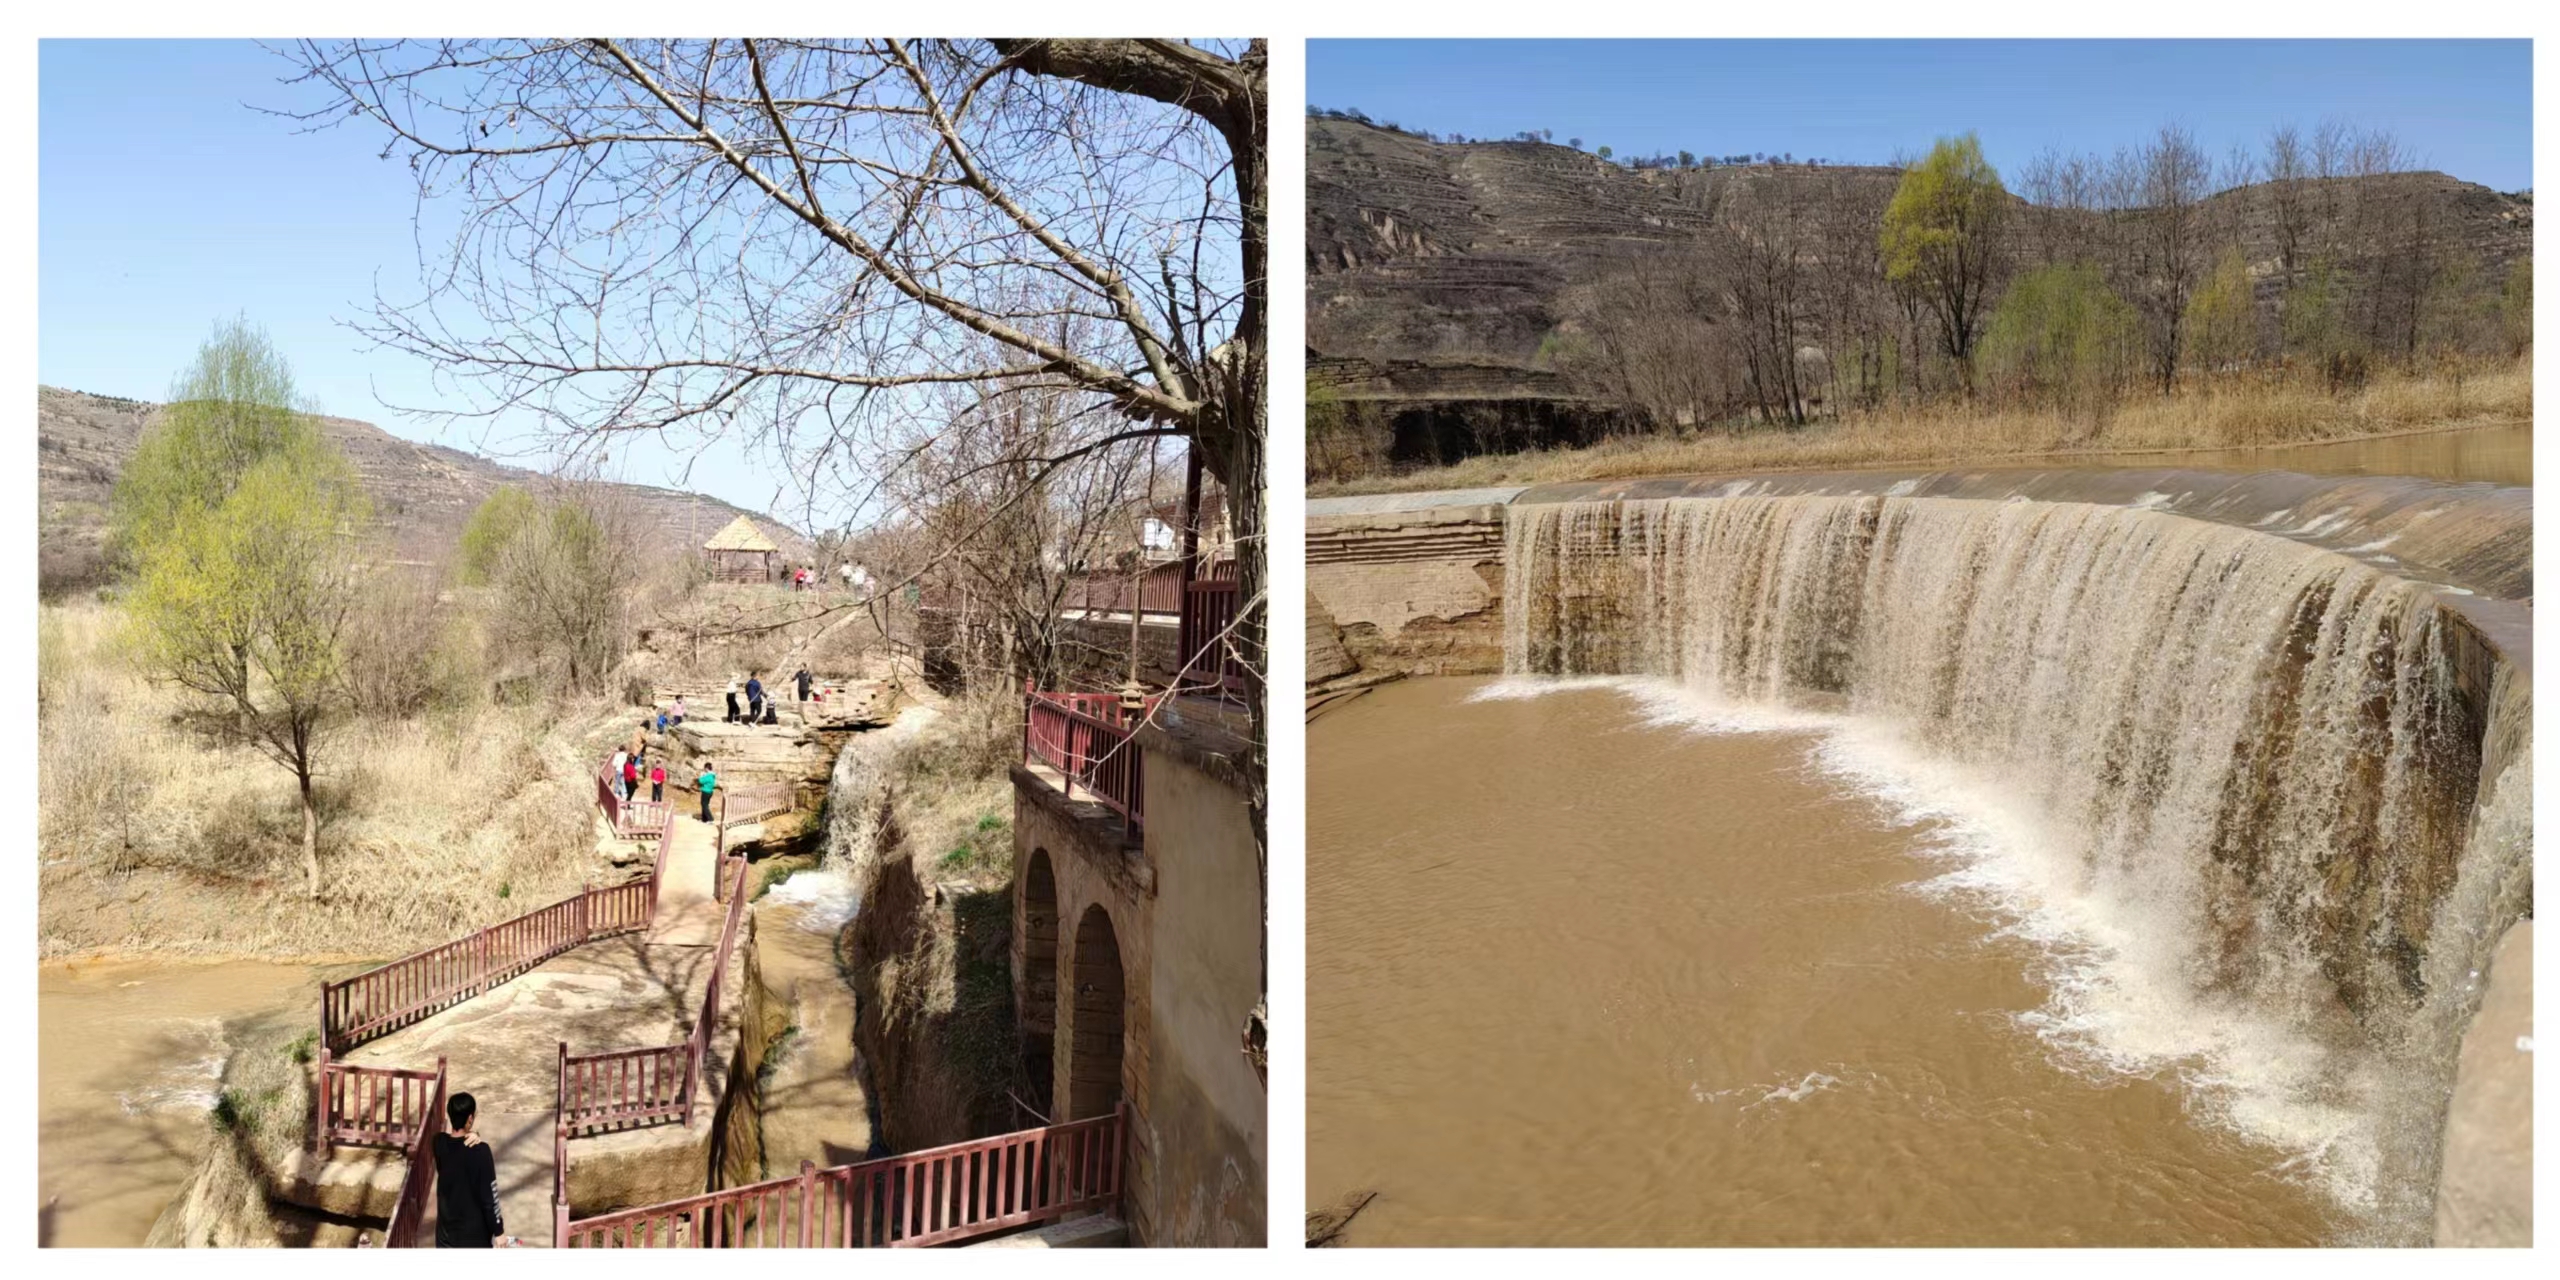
[1309, 116, 2534, 460]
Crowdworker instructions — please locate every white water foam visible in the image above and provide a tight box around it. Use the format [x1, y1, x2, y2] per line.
[761, 866, 862, 934]
[115, 1018, 228, 1116]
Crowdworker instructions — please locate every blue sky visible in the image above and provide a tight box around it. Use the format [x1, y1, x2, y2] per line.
[41, 40, 821, 525]
[1309, 40, 2533, 190]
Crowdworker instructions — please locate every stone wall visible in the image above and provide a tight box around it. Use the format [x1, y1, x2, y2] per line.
[1133, 741, 1266, 1247]
[2435, 921, 2533, 1246]
[1056, 615, 1184, 690]
[1009, 718, 1265, 1246]
[848, 849, 1013, 1153]
[1306, 502, 1509, 678]
[1010, 771, 1159, 1240]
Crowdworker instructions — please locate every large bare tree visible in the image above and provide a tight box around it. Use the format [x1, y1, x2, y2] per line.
[280, 36, 1264, 707]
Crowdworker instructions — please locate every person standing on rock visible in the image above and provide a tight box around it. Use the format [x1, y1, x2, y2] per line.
[431, 1091, 505, 1248]
[725, 682, 741, 724]
[650, 759, 666, 803]
[671, 695, 686, 726]
[745, 674, 765, 722]
[697, 761, 719, 823]
[794, 668, 813, 703]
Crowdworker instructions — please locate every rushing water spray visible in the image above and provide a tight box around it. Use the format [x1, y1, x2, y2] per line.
[1503, 495, 2530, 1239]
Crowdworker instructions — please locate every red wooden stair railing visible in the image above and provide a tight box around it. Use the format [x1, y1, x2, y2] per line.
[558, 1105, 1127, 1248]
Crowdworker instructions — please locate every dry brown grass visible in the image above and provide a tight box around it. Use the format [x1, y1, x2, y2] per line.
[38, 598, 629, 960]
[1312, 357, 2532, 496]
[894, 687, 1018, 889]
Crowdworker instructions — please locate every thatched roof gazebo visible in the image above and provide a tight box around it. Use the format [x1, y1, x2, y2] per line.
[704, 514, 780, 583]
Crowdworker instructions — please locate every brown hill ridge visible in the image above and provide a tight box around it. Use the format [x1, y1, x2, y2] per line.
[1309, 115, 2532, 383]
[37, 385, 812, 590]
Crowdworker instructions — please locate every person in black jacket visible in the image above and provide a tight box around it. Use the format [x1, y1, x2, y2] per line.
[745, 675, 765, 722]
[794, 668, 812, 703]
[431, 1091, 505, 1248]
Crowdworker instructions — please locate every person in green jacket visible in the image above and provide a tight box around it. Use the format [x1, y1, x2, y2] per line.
[697, 762, 718, 823]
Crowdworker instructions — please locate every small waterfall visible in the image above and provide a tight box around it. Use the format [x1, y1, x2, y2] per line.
[1504, 495, 2531, 1236]
[771, 703, 956, 935]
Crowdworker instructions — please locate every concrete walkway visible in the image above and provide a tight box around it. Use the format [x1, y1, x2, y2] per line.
[312, 694, 859, 1246]
[334, 795, 739, 1245]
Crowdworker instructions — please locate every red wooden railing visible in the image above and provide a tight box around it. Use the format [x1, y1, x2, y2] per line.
[687, 854, 753, 1092]
[319, 770, 679, 1054]
[557, 856, 749, 1138]
[311, 1054, 442, 1151]
[1027, 690, 1141, 723]
[558, 1106, 1126, 1248]
[720, 781, 798, 832]
[559, 1043, 692, 1135]
[1063, 562, 1185, 616]
[320, 877, 658, 1053]
[381, 1057, 448, 1248]
[1178, 566, 1246, 697]
[1023, 687, 1145, 835]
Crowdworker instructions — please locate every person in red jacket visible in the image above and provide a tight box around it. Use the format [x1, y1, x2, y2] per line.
[649, 760, 666, 803]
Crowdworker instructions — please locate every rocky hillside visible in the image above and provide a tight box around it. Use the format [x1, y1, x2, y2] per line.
[38, 385, 811, 591]
[1310, 115, 2533, 386]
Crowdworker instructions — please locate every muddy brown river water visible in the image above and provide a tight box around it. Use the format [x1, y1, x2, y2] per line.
[37, 958, 318, 1247]
[2070, 422, 2530, 487]
[1308, 677, 2352, 1246]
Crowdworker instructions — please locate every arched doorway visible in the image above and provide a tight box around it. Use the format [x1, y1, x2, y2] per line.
[1067, 904, 1125, 1121]
[1021, 852, 1059, 1112]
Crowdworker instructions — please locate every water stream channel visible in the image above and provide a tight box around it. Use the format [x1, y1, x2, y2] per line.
[37, 958, 320, 1246]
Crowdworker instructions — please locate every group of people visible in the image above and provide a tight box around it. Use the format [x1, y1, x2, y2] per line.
[723, 669, 817, 725]
[725, 676, 774, 724]
[781, 561, 871, 595]
[610, 743, 667, 805]
[616, 701, 726, 822]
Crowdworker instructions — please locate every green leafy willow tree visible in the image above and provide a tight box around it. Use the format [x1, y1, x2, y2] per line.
[128, 437, 370, 900]
[112, 316, 321, 566]
[114, 319, 329, 735]
[2181, 247, 2260, 379]
[1881, 133, 2007, 392]
[1979, 263, 2142, 415]
[456, 485, 539, 586]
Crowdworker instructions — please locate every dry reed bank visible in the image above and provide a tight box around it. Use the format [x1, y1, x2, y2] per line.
[37, 598, 630, 960]
[1312, 358, 2530, 496]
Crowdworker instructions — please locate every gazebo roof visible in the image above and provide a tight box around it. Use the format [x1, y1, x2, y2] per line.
[703, 515, 779, 554]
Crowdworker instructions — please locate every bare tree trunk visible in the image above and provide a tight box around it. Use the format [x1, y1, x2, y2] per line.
[298, 768, 321, 901]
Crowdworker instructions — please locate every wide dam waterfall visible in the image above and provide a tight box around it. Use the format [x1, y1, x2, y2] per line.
[1501, 494, 2531, 1238]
